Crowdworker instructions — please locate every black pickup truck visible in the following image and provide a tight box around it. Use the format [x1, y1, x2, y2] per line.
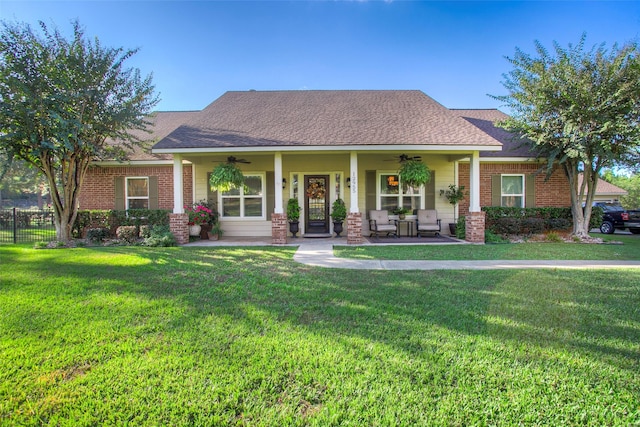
[595, 202, 640, 234]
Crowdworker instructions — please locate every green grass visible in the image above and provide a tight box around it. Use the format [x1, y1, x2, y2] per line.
[1, 245, 639, 425]
[335, 233, 640, 261]
[0, 227, 56, 244]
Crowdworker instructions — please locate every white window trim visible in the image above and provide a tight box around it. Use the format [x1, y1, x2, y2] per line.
[220, 173, 266, 220]
[376, 171, 425, 211]
[501, 174, 525, 208]
[125, 177, 149, 210]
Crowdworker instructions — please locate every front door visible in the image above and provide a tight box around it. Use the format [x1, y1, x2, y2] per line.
[304, 175, 330, 234]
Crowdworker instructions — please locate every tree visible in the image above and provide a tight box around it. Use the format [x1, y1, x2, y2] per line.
[492, 35, 640, 238]
[0, 20, 158, 241]
[0, 157, 49, 208]
[602, 170, 640, 209]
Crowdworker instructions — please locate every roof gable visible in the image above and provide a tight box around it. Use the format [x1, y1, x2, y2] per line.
[153, 90, 503, 150]
[451, 109, 538, 158]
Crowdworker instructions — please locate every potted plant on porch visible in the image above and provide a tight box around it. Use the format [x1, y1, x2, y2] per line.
[440, 184, 466, 235]
[330, 198, 347, 237]
[287, 198, 301, 238]
[393, 206, 410, 220]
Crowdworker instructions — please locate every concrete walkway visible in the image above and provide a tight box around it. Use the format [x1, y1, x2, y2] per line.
[188, 237, 640, 270]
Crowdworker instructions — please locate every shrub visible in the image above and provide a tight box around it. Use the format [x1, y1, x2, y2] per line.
[116, 226, 139, 244]
[485, 230, 508, 243]
[455, 216, 466, 239]
[589, 206, 603, 230]
[86, 227, 110, 243]
[143, 225, 177, 247]
[546, 217, 572, 231]
[521, 217, 545, 235]
[492, 217, 521, 235]
[544, 231, 563, 243]
[139, 225, 152, 238]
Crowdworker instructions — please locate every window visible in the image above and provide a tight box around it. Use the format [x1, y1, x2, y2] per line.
[378, 173, 422, 212]
[126, 177, 149, 209]
[221, 174, 265, 218]
[501, 175, 524, 207]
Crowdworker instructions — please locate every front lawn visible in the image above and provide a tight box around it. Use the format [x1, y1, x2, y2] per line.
[335, 233, 640, 261]
[1, 245, 639, 425]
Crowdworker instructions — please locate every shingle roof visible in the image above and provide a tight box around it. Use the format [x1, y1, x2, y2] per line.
[578, 174, 628, 196]
[116, 111, 199, 161]
[153, 90, 503, 150]
[451, 109, 538, 158]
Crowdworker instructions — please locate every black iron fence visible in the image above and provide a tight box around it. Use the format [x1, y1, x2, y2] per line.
[0, 208, 56, 244]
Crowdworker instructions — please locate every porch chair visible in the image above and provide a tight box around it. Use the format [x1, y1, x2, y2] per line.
[368, 210, 398, 238]
[416, 209, 441, 237]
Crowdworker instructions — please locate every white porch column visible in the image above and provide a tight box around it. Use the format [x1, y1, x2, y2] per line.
[274, 152, 284, 214]
[173, 154, 184, 213]
[349, 151, 359, 213]
[469, 151, 481, 212]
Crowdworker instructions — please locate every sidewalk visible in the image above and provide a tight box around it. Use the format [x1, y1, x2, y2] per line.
[293, 242, 640, 270]
[188, 237, 640, 270]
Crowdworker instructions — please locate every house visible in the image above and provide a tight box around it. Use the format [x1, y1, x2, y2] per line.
[577, 174, 627, 203]
[79, 90, 571, 244]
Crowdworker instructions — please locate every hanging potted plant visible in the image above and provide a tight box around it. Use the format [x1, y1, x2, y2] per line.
[398, 159, 431, 188]
[440, 184, 466, 235]
[287, 198, 301, 238]
[330, 198, 347, 237]
[209, 162, 245, 192]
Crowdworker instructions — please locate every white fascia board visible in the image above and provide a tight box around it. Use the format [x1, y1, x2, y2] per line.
[458, 157, 542, 163]
[152, 144, 504, 155]
[91, 160, 191, 166]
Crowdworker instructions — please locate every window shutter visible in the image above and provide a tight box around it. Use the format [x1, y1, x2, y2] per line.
[425, 171, 436, 210]
[491, 175, 501, 206]
[207, 173, 219, 214]
[149, 176, 159, 209]
[365, 170, 376, 219]
[525, 174, 535, 207]
[115, 177, 125, 210]
[207, 172, 220, 212]
[266, 171, 275, 221]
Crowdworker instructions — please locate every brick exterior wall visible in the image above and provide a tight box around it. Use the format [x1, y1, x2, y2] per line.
[465, 211, 486, 243]
[458, 162, 570, 216]
[347, 212, 364, 245]
[170, 213, 189, 245]
[78, 164, 193, 210]
[271, 213, 288, 245]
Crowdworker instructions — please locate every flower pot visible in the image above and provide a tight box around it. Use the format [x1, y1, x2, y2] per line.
[207, 232, 219, 241]
[289, 221, 299, 238]
[448, 223, 456, 236]
[333, 221, 344, 237]
[199, 223, 211, 239]
[189, 224, 202, 237]
[399, 214, 406, 220]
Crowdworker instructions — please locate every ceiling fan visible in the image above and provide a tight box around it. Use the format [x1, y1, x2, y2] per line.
[216, 156, 251, 164]
[385, 154, 422, 163]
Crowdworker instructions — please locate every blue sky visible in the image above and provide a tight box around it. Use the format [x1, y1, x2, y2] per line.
[1, 1, 639, 112]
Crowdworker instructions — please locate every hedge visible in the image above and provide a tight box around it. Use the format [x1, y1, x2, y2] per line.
[481, 206, 603, 236]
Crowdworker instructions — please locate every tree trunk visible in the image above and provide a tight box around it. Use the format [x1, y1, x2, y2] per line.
[41, 152, 90, 242]
[566, 161, 599, 239]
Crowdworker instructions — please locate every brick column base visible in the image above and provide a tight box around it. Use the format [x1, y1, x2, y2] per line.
[170, 213, 189, 245]
[347, 212, 363, 245]
[465, 211, 486, 244]
[271, 213, 287, 245]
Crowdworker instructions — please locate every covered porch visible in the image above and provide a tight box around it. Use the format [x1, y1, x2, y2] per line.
[166, 148, 487, 245]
